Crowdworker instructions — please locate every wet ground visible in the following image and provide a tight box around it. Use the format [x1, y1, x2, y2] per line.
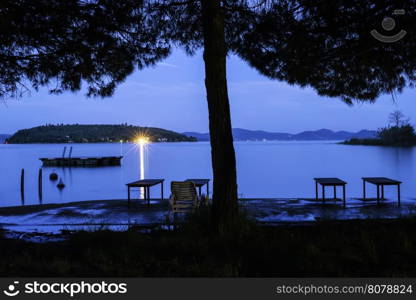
[1, 197, 416, 239]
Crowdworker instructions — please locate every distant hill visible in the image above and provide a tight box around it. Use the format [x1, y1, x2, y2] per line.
[232, 128, 293, 141]
[7, 125, 196, 144]
[292, 129, 377, 140]
[183, 128, 377, 141]
[0, 134, 11, 143]
[182, 132, 211, 141]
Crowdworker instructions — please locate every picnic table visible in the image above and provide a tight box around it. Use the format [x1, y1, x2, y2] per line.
[186, 179, 210, 197]
[362, 177, 402, 206]
[126, 179, 164, 206]
[314, 178, 347, 206]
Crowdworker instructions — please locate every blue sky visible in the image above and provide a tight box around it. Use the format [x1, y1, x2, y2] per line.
[1, 49, 415, 134]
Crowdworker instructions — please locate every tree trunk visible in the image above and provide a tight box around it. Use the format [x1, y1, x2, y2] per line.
[201, 0, 238, 231]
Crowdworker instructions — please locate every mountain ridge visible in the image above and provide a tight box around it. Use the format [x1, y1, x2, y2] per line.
[183, 128, 377, 141]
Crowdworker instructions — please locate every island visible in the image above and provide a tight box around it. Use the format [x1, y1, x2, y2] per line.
[6, 124, 197, 144]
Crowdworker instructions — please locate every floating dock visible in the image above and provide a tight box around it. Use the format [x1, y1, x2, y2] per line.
[40, 156, 122, 167]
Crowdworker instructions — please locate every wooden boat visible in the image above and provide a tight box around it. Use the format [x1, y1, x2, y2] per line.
[39, 156, 122, 167]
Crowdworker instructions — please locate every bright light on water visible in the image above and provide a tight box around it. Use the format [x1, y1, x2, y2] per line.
[136, 137, 149, 199]
[140, 142, 145, 181]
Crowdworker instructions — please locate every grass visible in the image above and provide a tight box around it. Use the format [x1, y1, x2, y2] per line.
[1, 212, 416, 277]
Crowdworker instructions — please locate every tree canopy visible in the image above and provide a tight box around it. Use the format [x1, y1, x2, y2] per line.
[233, 0, 416, 104]
[0, 0, 170, 99]
[2, 0, 416, 102]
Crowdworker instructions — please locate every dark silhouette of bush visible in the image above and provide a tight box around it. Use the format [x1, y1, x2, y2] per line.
[377, 125, 416, 146]
[344, 111, 416, 146]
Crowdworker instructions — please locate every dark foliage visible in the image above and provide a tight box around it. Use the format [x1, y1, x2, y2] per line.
[233, 0, 416, 104]
[0, 0, 170, 99]
[3, 0, 416, 103]
[377, 125, 416, 145]
[1, 218, 416, 276]
[344, 126, 416, 146]
[6, 124, 196, 143]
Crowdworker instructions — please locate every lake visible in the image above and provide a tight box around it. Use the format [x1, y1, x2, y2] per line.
[0, 141, 415, 207]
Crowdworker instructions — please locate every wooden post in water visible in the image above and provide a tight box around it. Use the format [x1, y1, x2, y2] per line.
[68, 146, 73, 166]
[38, 168, 43, 203]
[20, 168, 25, 203]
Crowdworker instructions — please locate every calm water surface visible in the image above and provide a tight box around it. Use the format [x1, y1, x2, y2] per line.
[0, 141, 415, 207]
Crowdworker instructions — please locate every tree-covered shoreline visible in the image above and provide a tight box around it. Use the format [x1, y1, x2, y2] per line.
[343, 111, 416, 147]
[6, 124, 196, 144]
[343, 137, 416, 147]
